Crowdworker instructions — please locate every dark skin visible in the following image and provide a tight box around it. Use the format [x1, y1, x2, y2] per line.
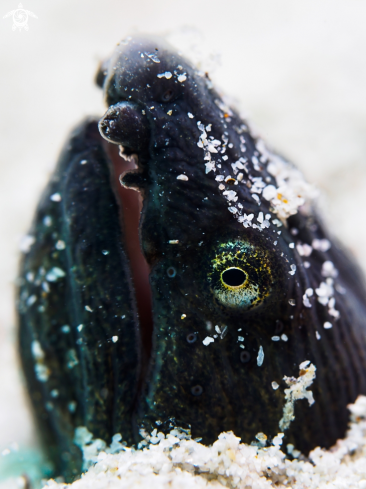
[18, 36, 366, 482]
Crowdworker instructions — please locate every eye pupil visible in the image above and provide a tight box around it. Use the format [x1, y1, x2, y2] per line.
[222, 268, 246, 287]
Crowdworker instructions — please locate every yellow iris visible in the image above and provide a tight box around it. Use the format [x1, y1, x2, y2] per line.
[208, 241, 273, 310]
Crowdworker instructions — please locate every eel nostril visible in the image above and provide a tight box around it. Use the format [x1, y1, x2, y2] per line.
[98, 101, 150, 149]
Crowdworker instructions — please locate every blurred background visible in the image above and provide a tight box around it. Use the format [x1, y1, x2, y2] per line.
[1, 0, 366, 484]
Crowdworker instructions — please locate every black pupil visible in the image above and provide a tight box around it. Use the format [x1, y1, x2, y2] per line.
[222, 268, 246, 287]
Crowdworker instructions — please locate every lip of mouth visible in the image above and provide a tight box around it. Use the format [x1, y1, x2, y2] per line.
[100, 129, 154, 373]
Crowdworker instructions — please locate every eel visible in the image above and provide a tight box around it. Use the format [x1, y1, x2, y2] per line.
[17, 35, 366, 481]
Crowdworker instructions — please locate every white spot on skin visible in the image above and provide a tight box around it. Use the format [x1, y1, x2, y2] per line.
[177, 74, 187, 82]
[257, 346, 264, 366]
[324, 322, 333, 329]
[85, 305, 93, 313]
[296, 243, 312, 257]
[279, 361, 316, 431]
[187, 112, 194, 118]
[205, 162, 215, 174]
[145, 52, 160, 63]
[68, 401, 77, 413]
[67, 349, 79, 369]
[312, 239, 331, 252]
[112, 336, 119, 343]
[272, 381, 279, 390]
[19, 235, 35, 253]
[315, 280, 334, 305]
[289, 264, 296, 275]
[223, 190, 238, 202]
[167, 110, 172, 116]
[303, 288, 313, 308]
[281, 334, 288, 342]
[257, 142, 318, 221]
[272, 219, 282, 227]
[176, 174, 189, 181]
[45, 267, 66, 282]
[50, 193, 62, 202]
[272, 336, 280, 341]
[31, 341, 44, 361]
[321, 261, 338, 278]
[157, 71, 172, 79]
[35, 365, 50, 382]
[55, 240, 66, 250]
[77, 324, 83, 332]
[43, 216, 52, 227]
[26, 295, 37, 307]
[316, 331, 321, 340]
[32, 341, 50, 382]
[262, 185, 276, 200]
[168, 240, 179, 244]
[202, 336, 214, 346]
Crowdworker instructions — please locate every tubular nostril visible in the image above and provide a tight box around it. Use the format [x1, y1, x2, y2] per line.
[98, 101, 150, 150]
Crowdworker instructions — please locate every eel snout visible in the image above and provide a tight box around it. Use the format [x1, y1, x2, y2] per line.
[98, 101, 150, 155]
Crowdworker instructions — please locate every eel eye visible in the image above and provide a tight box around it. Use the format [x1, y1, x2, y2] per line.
[221, 267, 247, 287]
[162, 89, 174, 102]
[208, 241, 273, 310]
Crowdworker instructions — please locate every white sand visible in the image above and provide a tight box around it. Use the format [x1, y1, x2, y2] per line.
[42, 396, 366, 489]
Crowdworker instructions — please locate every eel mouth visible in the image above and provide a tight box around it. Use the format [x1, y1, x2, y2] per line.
[102, 138, 153, 369]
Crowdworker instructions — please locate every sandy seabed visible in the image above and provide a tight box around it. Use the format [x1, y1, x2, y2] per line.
[40, 396, 366, 489]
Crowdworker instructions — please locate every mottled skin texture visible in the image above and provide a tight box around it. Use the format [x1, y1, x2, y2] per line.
[18, 36, 366, 481]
